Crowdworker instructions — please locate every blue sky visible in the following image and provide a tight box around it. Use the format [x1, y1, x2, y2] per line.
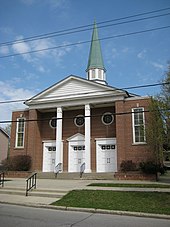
[0, 0, 170, 125]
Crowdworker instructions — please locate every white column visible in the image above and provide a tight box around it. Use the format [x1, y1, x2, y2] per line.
[84, 104, 91, 173]
[55, 107, 63, 172]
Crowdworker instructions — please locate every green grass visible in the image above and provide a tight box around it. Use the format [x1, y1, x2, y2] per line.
[88, 183, 170, 188]
[52, 190, 170, 215]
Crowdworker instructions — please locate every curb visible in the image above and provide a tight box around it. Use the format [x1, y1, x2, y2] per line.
[1, 201, 170, 220]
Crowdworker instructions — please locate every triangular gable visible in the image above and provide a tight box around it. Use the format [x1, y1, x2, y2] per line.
[25, 75, 128, 106]
[67, 133, 85, 142]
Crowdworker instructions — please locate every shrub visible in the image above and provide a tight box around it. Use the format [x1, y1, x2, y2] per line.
[139, 161, 166, 175]
[2, 155, 32, 171]
[120, 160, 137, 172]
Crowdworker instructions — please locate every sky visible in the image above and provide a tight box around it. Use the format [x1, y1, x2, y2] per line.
[0, 0, 170, 127]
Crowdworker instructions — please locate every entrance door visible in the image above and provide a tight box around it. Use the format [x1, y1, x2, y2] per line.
[69, 145, 85, 172]
[42, 141, 56, 172]
[96, 138, 117, 172]
[67, 133, 85, 172]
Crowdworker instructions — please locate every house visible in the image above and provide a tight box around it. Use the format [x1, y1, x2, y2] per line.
[9, 22, 153, 174]
[0, 127, 10, 164]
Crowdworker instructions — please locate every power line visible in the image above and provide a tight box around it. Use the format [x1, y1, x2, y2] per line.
[1, 11, 170, 47]
[0, 82, 169, 105]
[0, 24, 170, 59]
[0, 108, 169, 124]
[1, 7, 170, 47]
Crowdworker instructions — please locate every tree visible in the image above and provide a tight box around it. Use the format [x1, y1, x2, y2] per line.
[159, 64, 170, 152]
[146, 63, 170, 175]
[146, 97, 165, 165]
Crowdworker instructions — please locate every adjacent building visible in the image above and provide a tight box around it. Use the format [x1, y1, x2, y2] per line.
[0, 127, 10, 164]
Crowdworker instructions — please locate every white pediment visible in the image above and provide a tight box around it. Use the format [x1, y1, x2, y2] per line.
[25, 75, 128, 108]
[67, 133, 85, 142]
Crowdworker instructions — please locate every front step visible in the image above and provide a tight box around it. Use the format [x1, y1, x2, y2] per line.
[0, 187, 68, 198]
[37, 172, 116, 180]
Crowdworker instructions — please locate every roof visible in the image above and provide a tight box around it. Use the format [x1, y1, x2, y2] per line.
[25, 75, 134, 109]
[86, 21, 105, 71]
[0, 127, 10, 138]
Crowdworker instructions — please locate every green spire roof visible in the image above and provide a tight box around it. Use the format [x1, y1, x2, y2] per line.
[86, 21, 105, 71]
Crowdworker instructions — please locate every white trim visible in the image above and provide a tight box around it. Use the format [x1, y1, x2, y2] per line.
[126, 96, 149, 101]
[74, 115, 85, 127]
[101, 112, 114, 125]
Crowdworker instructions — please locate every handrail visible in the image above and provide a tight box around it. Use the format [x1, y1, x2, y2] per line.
[80, 162, 85, 178]
[54, 163, 62, 178]
[26, 172, 37, 196]
[0, 172, 5, 187]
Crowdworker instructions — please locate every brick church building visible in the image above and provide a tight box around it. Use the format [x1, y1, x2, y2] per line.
[9, 22, 152, 174]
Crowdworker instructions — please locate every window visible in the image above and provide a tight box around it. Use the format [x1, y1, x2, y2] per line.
[74, 115, 85, 127]
[98, 69, 102, 79]
[92, 69, 95, 78]
[101, 144, 115, 150]
[49, 117, 57, 128]
[102, 112, 114, 125]
[132, 108, 146, 143]
[15, 118, 25, 148]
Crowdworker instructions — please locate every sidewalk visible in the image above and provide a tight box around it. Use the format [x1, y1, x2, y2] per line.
[1, 178, 170, 205]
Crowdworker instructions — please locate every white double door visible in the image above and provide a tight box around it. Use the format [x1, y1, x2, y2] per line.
[42, 141, 56, 172]
[68, 145, 85, 172]
[68, 133, 85, 172]
[96, 138, 117, 172]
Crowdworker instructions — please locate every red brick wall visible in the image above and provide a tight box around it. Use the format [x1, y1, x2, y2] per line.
[115, 98, 153, 171]
[10, 98, 152, 172]
[10, 110, 29, 157]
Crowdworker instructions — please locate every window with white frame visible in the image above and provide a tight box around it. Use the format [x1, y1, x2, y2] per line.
[15, 118, 25, 148]
[132, 108, 146, 143]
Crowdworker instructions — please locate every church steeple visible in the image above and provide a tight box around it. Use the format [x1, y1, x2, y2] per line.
[86, 21, 107, 85]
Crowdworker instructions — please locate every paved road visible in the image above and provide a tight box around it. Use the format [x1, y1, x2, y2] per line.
[0, 204, 170, 227]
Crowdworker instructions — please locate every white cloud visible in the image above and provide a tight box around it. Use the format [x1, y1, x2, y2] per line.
[122, 47, 130, 53]
[20, 0, 68, 9]
[12, 36, 32, 62]
[10, 34, 72, 72]
[111, 48, 118, 59]
[151, 62, 164, 70]
[0, 46, 9, 55]
[137, 49, 147, 59]
[48, 0, 68, 9]
[0, 81, 35, 126]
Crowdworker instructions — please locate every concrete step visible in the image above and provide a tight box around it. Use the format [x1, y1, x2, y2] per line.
[37, 172, 116, 180]
[82, 172, 115, 180]
[0, 187, 68, 198]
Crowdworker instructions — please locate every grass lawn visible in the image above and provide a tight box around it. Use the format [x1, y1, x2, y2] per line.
[88, 183, 170, 188]
[52, 190, 170, 215]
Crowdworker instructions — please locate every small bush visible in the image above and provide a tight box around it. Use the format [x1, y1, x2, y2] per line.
[120, 160, 137, 172]
[2, 155, 32, 171]
[139, 161, 166, 175]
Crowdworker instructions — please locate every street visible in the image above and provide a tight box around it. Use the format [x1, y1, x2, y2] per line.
[0, 204, 170, 227]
